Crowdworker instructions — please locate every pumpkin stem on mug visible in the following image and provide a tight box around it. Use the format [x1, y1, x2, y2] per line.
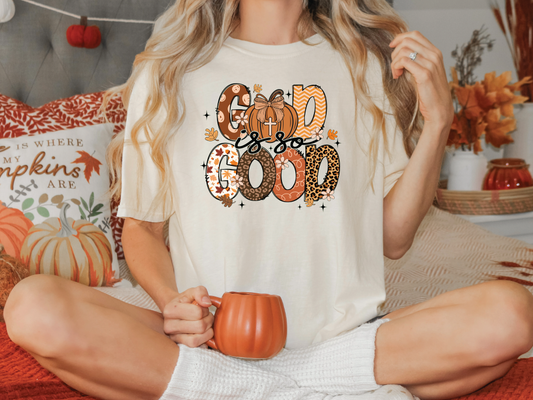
[57, 203, 78, 238]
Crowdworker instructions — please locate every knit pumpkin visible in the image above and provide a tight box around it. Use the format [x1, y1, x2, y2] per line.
[244, 89, 298, 143]
[0, 203, 34, 259]
[0, 244, 30, 323]
[20, 203, 117, 287]
[66, 16, 102, 49]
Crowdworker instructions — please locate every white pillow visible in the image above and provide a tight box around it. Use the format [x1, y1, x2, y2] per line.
[0, 123, 129, 287]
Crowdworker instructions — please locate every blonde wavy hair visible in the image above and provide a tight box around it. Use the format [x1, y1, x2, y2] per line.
[99, 0, 422, 216]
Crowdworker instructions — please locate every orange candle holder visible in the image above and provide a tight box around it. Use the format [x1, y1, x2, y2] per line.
[483, 158, 533, 190]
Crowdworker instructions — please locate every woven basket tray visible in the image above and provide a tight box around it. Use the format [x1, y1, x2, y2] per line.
[433, 180, 533, 215]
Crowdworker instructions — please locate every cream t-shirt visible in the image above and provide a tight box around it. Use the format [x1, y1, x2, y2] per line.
[117, 33, 410, 349]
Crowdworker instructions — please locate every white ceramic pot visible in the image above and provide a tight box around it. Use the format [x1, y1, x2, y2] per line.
[441, 142, 503, 181]
[504, 103, 533, 174]
[480, 140, 505, 162]
[447, 149, 489, 191]
[440, 150, 452, 180]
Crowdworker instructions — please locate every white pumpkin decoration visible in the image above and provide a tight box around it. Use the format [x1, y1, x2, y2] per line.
[0, 0, 15, 23]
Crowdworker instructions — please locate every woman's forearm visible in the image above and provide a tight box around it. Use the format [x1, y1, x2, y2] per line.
[383, 121, 449, 259]
[121, 218, 179, 311]
[385, 31, 455, 259]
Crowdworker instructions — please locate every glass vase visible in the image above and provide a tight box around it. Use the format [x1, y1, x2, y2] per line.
[483, 158, 533, 190]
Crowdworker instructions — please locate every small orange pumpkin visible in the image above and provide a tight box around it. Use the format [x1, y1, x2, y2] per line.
[20, 203, 117, 287]
[0, 203, 34, 260]
[66, 16, 102, 49]
[204, 292, 287, 359]
[0, 244, 30, 323]
[244, 89, 298, 143]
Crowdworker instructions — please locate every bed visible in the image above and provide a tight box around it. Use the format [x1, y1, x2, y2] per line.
[1, 1, 533, 399]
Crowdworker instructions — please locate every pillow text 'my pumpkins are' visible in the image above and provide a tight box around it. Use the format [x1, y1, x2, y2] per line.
[0, 123, 125, 287]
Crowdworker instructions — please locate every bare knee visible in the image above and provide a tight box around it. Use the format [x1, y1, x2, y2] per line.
[472, 281, 533, 366]
[5, 274, 83, 358]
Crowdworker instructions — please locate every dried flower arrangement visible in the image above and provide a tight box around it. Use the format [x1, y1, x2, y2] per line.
[451, 26, 495, 87]
[490, 0, 533, 101]
[447, 27, 531, 153]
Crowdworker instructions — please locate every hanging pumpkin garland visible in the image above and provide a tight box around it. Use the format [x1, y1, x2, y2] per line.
[6, 0, 155, 27]
[0, 0, 15, 23]
[66, 16, 102, 49]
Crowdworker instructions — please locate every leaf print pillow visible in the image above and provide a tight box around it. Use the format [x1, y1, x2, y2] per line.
[0, 123, 126, 287]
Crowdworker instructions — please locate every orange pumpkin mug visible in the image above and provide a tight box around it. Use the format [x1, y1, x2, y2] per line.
[193, 291, 287, 359]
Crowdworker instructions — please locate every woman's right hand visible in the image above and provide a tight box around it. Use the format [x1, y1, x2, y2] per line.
[162, 286, 214, 348]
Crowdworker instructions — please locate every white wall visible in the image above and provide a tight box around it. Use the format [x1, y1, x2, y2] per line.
[394, 0, 521, 176]
[394, 0, 518, 82]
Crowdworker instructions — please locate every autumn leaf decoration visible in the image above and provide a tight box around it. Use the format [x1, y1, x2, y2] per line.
[327, 129, 338, 140]
[72, 151, 102, 183]
[219, 194, 234, 208]
[305, 198, 314, 207]
[205, 128, 219, 142]
[449, 69, 531, 153]
[448, 27, 532, 153]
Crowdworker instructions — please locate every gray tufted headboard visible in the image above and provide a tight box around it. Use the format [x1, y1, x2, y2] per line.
[0, 0, 174, 107]
[1, 0, 394, 108]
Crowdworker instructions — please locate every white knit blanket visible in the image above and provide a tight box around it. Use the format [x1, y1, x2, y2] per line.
[94, 206, 533, 399]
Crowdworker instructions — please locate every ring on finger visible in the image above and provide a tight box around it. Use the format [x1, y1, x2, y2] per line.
[409, 51, 418, 61]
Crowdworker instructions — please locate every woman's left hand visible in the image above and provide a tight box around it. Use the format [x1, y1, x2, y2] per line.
[389, 31, 454, 131]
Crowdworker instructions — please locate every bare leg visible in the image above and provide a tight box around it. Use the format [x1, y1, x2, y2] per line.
[4, 274, 179, 400]
[374, 280, 533, 399]
[402, 358, 516, 400]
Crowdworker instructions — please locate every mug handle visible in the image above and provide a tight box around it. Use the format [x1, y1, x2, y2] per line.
[192, 295, 222, 351]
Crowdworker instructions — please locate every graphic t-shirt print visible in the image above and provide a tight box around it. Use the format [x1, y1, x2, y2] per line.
[204, 83, 340, 208]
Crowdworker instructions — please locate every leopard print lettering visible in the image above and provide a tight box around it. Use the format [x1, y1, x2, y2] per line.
[305, 145, 340, 202]
[236, 148, 276, 201]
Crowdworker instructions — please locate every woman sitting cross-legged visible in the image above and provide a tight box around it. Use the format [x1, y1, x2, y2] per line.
[5, 0, 533, 399]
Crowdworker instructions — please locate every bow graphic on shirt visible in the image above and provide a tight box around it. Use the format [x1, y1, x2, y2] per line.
[253, 91, 285, 123]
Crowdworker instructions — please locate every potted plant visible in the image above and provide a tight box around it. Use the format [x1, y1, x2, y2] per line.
[446, 26, 531, 190]
[491, 0, 533, 172]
